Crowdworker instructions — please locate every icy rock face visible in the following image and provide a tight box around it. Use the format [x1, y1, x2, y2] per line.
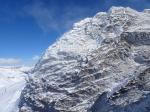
[19, 7, 150, 112]
[121, 32, 150, 45]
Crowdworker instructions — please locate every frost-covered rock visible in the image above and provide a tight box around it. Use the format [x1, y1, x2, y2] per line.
[19, 7, 150, 112]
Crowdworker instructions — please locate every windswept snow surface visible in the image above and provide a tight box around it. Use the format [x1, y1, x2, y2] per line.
[0, 67, 29, 112]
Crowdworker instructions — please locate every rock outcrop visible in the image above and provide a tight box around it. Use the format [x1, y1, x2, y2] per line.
[19, 7, 150, 112]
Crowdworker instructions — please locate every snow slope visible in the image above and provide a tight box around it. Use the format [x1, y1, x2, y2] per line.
[0, 67, 29, 112]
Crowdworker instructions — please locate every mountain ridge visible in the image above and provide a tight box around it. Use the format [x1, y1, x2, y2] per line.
[19, 7, 150, 112]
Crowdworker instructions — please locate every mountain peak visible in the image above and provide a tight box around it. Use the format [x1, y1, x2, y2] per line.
[19, 7, 150, 112]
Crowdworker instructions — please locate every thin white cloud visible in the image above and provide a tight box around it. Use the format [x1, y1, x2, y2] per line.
[21, 55, 40, 67]
[0, 58, 21, 66]
[23, 1, 95, 33]
[0, 55, 41, 67]
[23, 1, 59, 32]
[32, 55, 40, 60]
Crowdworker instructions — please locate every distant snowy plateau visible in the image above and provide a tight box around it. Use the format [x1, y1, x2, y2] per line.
[0, 67, 30, 112]
[2, 7, 150, 112]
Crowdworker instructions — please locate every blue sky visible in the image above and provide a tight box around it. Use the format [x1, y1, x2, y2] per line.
[0, 0, 150, 66]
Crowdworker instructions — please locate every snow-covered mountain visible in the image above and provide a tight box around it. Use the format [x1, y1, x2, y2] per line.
[19, 7, 150, 112]
[0, 66, 30, 112]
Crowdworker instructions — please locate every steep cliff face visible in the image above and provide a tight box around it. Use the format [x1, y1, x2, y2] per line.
[19, 7, 150, 112]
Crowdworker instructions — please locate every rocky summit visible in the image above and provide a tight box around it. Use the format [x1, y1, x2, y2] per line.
[19, 7, 150, 112]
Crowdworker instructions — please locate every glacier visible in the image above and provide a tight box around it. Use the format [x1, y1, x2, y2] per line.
[0, 67, 30, 112]
[18, 7, 150, 112]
